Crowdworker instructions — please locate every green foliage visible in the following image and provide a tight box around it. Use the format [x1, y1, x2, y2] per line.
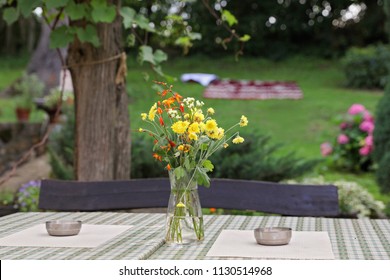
[14, 73, 45, 109]
[15, 180, 41, 212]
[342, 45, 390, 89]
[0, 190, 15, 206]
[131, 134, 167, 178]
[48, 107, 75, 180]
[376, 153, 390, 193]
[210, 133, 320, 182]
[287, 176, 386, 218]
[374, 85, 390, 193]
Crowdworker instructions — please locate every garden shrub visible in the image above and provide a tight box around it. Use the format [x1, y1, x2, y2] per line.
[376, 152, 390, 194]
[342, 44, 390, 89]
[373, 84, 390, 192]
[210, 133, 320, 182]
[321, 104, 375, 172]
[48, 107, 75, 180]
[286, 177, 386, 218]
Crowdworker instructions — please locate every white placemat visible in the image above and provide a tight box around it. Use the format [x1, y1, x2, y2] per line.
[206, 230, 335, 260]
[0, 224, 132, 248]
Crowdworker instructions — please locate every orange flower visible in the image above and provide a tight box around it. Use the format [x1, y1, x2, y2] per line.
[168, 139, 176, 147]
[161, 89, 169, 97]
[157, 107, 163, 115]
[179, 103, 184, 113]
[152, 153, 162, 161]
[166, 164, 171, 171]
[159, 116, 164, 126]
[162, 97, 176, 108]
[174, 93, 183, 102]
[210, 208, 217, 213]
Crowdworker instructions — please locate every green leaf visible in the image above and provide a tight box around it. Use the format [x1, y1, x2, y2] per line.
[49, 26, 74, 48]
[65, 1, 87, 20]
[202, 160, 214, 172]
[120, 7, 136, 29]
[3, 7, 19, 25]
[153, 49, 168, 64]
[138, 45, 155, 65]
[126, 34, 136, 47]
[134, 14, 155, 32]
[45, 0, 69, 10]
[221, 9, 238, 27]
[196, 167, 210, 187]
[174, 166, 186, 179]
[239, 34, 251, 42]
[91, 0, 116, 23]
[75, 25, 100, 47]
[18, 0, 42, 17]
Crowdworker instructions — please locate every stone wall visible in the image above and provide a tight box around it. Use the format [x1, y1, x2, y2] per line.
[0, 123, 46, 176]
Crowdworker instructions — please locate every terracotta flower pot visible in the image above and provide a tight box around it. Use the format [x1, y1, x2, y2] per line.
[15, 108, 31, 122]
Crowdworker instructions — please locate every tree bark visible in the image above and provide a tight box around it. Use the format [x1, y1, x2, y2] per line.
[67, 0, 130, 181]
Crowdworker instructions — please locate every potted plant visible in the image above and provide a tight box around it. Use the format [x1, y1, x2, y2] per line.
[13, 73, 45, 122]
[35, 89, 74, 123]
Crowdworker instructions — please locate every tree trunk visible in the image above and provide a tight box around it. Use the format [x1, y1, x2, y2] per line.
[67, 0, 130, 181]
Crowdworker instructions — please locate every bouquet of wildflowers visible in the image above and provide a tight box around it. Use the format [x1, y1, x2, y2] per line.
[139, 82, 248, 244]
[139, 82, 248, 186]
[321, 104, 374, 172]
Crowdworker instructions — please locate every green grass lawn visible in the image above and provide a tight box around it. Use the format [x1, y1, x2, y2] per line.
[1, 54, 389, 212]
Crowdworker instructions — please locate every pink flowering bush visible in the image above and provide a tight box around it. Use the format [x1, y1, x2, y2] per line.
[321, 104, 375, 172]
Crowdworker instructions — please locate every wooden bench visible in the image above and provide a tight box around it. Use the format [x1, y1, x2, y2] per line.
[38, 178, 339, 217]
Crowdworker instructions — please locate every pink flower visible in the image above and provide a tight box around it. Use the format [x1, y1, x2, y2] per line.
[359, 145, 372, 156]
[348, 104, 366, 115]
[339, 122, 349, 130]
[337, 134, 349, 144]
[320, 142, 333, 156]
[359, 121, 375, 134]
[365, 135, 374, 146]
[363, 111, 374, 123]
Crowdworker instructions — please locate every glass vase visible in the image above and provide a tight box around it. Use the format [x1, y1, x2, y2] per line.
[165, 170, 204, 245]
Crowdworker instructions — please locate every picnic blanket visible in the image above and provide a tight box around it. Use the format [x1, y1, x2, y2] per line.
[203, 79, 303, 100]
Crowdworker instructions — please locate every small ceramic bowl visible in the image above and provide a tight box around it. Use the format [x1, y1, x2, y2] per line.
[254, 227, 292, 246]
[46, 220, 82, 236]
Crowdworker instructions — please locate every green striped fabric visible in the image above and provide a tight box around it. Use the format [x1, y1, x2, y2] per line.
[0, 213, 389, 260]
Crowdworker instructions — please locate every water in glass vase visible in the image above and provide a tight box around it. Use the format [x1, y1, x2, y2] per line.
[165, 170, 204, 245]
[165, 214, 204, 245]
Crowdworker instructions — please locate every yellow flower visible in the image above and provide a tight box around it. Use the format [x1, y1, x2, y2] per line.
[199, 122, 206, 132]
[176, 202, 185, 208]
[240, 115, 248, 127]
[193, 112, 205, 122]
[223, 143, 229, 148]
[232, 136, 245, 144]
[138, 128, 143, 132]
[178, 144, 191, 152]
[171, 121, 189, 134]
[206, 129, 219, 139]
[141, 113, 147, 120]
[148, 103, 157, 121]
[188, 122, 200, 134]
[207, 108, 215, 115]
[189, 132, 198, 141]
[205, 119, 218, 131]
[216, 127, 225, 140]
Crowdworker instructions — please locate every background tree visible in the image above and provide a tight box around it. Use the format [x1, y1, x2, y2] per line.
[0, 0, 245, 182]
[373, 0, 390, 193]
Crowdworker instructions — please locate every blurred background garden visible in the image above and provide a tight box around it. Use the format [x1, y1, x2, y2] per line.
[1, 0, 390, 218]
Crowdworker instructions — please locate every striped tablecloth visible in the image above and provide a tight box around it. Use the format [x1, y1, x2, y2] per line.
[0, 212, 389, 260]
